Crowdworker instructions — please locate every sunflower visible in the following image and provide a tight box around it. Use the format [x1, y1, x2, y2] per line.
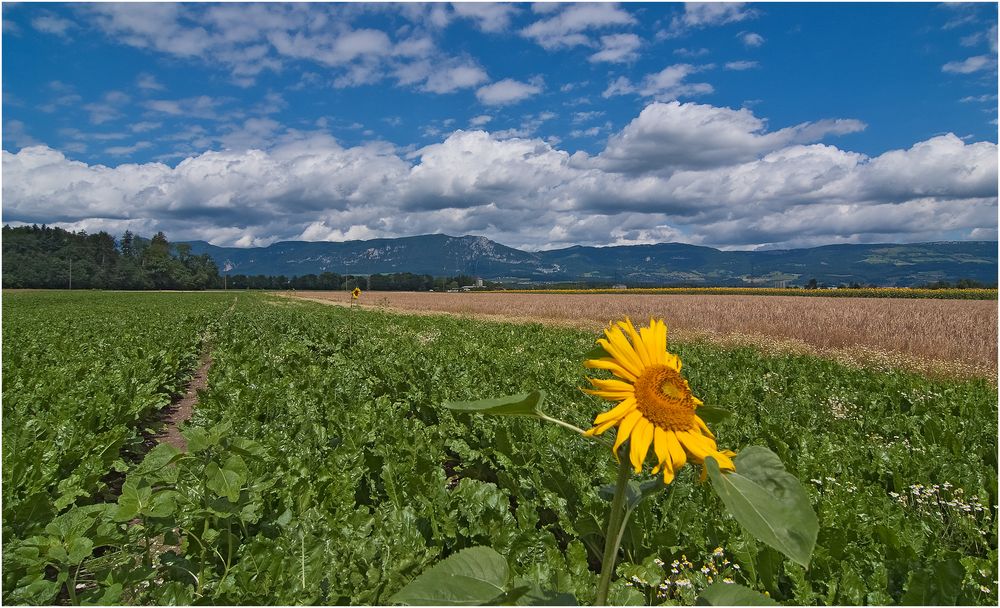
[352, 287, 362, 299]
[583, 317, 736, 484]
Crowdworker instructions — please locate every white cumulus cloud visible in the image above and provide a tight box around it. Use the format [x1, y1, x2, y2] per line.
[522, 3, 635, 49]
[476, 78, 543, 105]
[589, 33, 642, 63]
[942, 55, 997, 74]
[2, 101, 994, 251]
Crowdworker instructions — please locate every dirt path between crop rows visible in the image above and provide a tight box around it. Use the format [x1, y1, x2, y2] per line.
[152, 296, 237, 452]
[155, 353, 212, 452]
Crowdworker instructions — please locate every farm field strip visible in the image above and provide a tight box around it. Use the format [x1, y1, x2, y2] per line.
[285, 291, 999, 379]
[3, 291, 996, 605]
[492, 287, 999, 299]
[1, 291, 236, 601]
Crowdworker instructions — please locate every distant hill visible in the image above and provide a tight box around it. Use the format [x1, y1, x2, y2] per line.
[183, 235, 998, 287]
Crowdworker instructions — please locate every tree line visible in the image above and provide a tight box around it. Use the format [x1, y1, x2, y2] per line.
[3, 225, 220, 290]
[226, 272, 489, 292]
[2, 226, 496, 291]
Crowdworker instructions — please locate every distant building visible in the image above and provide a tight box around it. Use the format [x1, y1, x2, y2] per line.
[612, 284, 627, 290]
[475, 277, 483, 287]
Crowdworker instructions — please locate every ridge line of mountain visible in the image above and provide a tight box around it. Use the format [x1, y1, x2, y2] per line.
[182, 234, 998, 287]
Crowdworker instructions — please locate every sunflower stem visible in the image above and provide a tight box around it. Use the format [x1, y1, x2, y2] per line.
[537, 413, 588, 436]
[595, 446, 632, 606]
[536, 413, 615, 448]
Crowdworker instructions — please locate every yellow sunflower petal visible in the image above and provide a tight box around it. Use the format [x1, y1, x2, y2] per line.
[638, 322, 663, 366]
[652, 427, 672, 472]
[629, 419, 655, 473]
[600, 326, 645, 376]
[617, 318, 651, 367]
[676, 431, 735, 472]
[693, 415, 715, 439]
[586, 417, 620, 437]
[612, 410, 643, 457]
[593, 397, 637, 426]
[584, 357, 638, 382]
[666, 430, 687, 472]
[587, 377, 635, 393]
[654, 431, 677, 484]
[583, 389, 630, 402]
[674, 430, 713, 463]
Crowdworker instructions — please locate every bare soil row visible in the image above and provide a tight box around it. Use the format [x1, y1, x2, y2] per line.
[286, 291, 998, 379]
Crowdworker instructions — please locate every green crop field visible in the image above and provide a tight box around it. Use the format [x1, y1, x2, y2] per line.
[2, 291, 997, 605]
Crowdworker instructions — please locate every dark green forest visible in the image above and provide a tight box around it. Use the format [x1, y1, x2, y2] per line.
[2, 225, 220, 290]
[1, 225, 492, 291]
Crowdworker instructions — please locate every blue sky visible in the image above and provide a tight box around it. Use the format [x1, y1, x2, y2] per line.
[2, 2, 997, 250]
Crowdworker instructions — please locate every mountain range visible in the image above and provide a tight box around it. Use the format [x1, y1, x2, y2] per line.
[183, 235, 998, 287]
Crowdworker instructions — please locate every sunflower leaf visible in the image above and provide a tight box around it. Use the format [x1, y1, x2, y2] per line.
[598, 479, 666, 510]
[583, 344, 609, 360]
[695, 406, 732, 424]
[444, 391, 546, 418]
[696, 582, 778, 606]
[705, 447, 818, 568]
[389, 546, 510, 606]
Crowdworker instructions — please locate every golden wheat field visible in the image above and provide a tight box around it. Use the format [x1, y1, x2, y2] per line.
[287, 291, 998, 378]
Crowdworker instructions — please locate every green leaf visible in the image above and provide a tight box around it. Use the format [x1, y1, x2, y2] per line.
[145, 490, 179, 519]
[205, 458, 246, 503]
[182, 427, 212, 453]
[599, 479, 667, 510]
[607, 581, 644, 606]
[515, 586, 578, 606]
[706, 447, 818, 568]
[697, 583, 778, 606]
[583, 344, 609, 360]
[134, 443, 182, 476]
[444, 391, 546, 418]
[900, 555, 964, 605]
[390, 546, 510, 606]
[66, 537, 94, 565]
[82, 582, 122, 605]
[114, 478, 151, 522]
[695, 406, 732, 424]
